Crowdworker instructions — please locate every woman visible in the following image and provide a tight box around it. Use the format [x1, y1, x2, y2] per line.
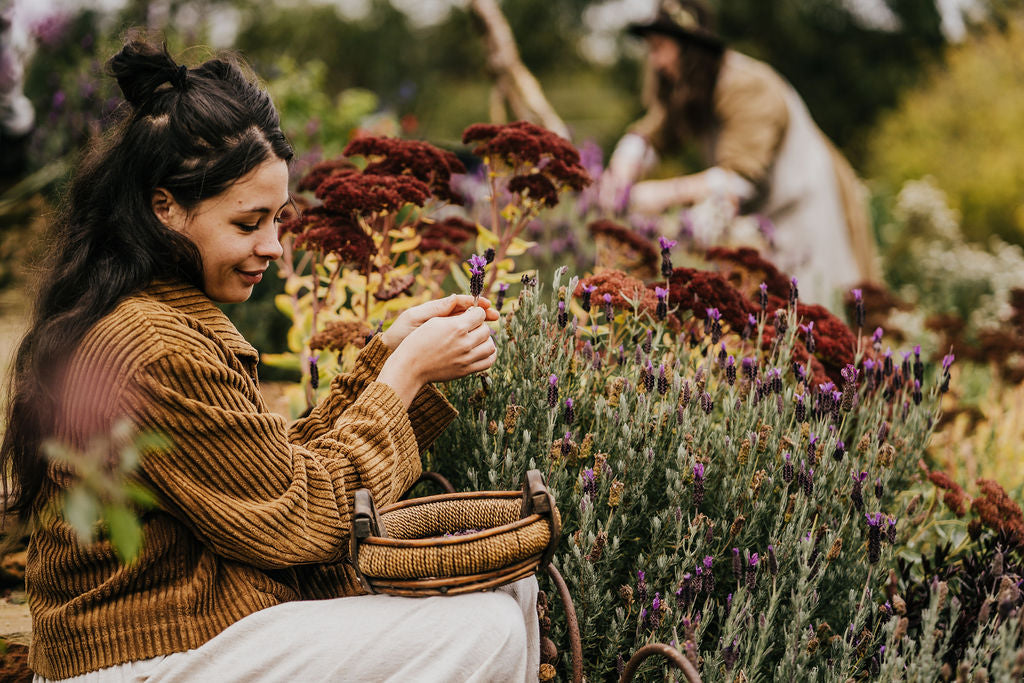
[603, 0, 879, 307]
[3, 37, 538, 681]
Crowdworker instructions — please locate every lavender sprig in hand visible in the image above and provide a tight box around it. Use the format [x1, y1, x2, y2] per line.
[468, 253, 487, 307]
[467, 253, 491, 392]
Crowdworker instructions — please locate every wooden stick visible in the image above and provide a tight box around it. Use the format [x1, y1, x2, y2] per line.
[470, 0, 571, 140]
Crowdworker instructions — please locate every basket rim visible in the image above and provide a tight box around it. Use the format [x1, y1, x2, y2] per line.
[378, 489, 522, 514]
[359, 512, 548, 548]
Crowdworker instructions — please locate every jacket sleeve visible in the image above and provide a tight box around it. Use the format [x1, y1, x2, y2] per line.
[127, 350, 423, 570]
[712, 63, 790, 190]
[288, 335, 458, 453]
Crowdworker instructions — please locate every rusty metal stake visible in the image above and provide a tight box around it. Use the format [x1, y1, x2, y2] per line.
[620, 643, 702, 683]
[545, 563, 583, 683]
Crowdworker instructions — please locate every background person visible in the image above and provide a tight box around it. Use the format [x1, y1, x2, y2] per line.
[4, 36, 538, 682]
[603, 0, 880, 306]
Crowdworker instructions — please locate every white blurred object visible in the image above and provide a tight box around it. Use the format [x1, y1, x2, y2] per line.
[0, 1, 34, 136]
[600, 132, 657, 211]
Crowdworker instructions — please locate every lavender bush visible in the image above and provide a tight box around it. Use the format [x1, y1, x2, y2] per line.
[426, 267, 1022, 680]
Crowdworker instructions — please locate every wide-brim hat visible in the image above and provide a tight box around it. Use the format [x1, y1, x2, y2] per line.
[627, 1, 725, 52]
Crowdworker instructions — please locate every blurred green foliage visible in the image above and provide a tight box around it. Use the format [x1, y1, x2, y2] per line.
[866, 12, 1024, 246]
[715, 0, 946, 163]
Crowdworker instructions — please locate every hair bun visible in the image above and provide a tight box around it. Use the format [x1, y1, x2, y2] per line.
[108, 39, 184, 108]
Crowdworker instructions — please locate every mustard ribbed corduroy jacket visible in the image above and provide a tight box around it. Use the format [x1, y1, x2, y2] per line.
[26, 280, 457, 679]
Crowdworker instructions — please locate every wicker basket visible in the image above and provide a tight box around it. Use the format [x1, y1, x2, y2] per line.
[349, 470, 561, 596]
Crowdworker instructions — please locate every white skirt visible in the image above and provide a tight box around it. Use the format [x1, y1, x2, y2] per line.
[36, 577, 539, 683]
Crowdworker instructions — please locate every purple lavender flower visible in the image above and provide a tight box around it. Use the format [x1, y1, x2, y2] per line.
[726, 356, 736, 386]
[700, 391, 713, 415]
[759, 282, 768, 311]
[782, 453, 793, 483]
[655, 286, 668, 321]
[789, 277, 799, 306]
[467, 253, 487, 300]
[561, 431, 573, 460]
[746, 553, 759, 590]
[774, 309, 788, 336]
[682, 379, 692, 408]
[853, 288, 864, 328]
[743, 312, 756, 340]
[830, 390, 843, 422]
[872, 327, 884, 352]
[581, 283, 596, 312]
[913, 346, 925, 383]
[732, 548, 742, 583]
[706, 308, 723, 344]
[643, 360, 655, 394]
[878, 421, 889, 444]
[807, 434, 818, 467]
[803, 467, 814, 497]
[866, 512, 883, 564]
[547, 374, 558, 409]
[795, 393, 805, 422]
[886, 516, 897, 544]
[722, 639, 739, 671]
[495, 282, 508, 311]
[702, 557, 715, 593]
[912, 379, 922, 405]
[483, 247, 495, 264]
[742, 357, 757, 381]
[564, 398, 574, 425]
[692, 462, 706, 507]
[940, 352, 954, 393]
[557, 300, 568, 329]
[582, 467, 597, 497]
[832, 440, 845, 461]
[648, 593, 662, 629]
[309, 354, 320, 390]
[802, 321, 816, 353]
[874, 478, 883, 499]
[603, 293, 614, 322]
[851, 471, 868, 511]
[658, 364, 668, 396]
[637, 570, 648, 604]
[674, 577, 690, 609]
[659, 236, 677, 278]
[768, 545, 779, 576]
[643, 328, 653, 354]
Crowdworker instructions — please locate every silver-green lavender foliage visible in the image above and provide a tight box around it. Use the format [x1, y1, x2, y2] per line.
[428, 268, 963, 680]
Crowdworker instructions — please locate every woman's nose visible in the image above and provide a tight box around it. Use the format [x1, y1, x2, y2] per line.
[255, 229, 284, 261]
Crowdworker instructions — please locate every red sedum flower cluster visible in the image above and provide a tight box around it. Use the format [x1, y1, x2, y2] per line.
[416, 216, 477, 258]
[574, 269, 665, 325]
[288, 137, 469, 264]
[462, 121, 591, 204]
[344, 136, 466, 204]
[971, 479, 1024, 545]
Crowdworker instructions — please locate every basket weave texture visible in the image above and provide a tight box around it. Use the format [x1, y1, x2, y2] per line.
[358, 497, 556, 580]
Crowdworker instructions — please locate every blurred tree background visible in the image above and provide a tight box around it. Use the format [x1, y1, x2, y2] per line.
[3, 0, 1024, 339]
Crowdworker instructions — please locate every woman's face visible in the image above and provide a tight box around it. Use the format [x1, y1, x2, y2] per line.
[155, 158, 290, 303]
[646, 34, 683, 83]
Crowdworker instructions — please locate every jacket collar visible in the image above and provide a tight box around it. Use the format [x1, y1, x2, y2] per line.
[143, 279, 259, 364]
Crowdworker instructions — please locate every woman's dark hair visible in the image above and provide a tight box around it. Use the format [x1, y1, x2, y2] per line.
[1, 35, 293, 521]
[655, 33, 725, 145]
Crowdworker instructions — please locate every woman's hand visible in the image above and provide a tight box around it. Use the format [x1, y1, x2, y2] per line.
[380, 294, 498, 351]
[629, 176, 701, 214]
[377, 306, 497, 408]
